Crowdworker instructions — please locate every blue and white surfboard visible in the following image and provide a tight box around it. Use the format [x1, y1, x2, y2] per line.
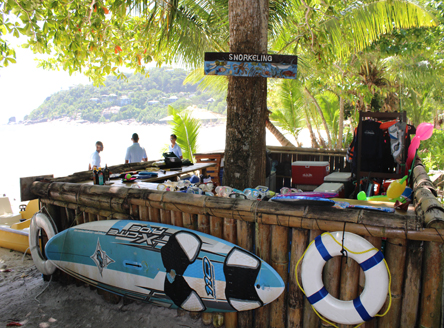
[44, 220, 284, 312]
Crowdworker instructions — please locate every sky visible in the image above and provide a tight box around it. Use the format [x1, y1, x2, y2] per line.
[0, 36, 91, 124]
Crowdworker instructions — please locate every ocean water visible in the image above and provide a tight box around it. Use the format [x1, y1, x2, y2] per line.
[0, 121, 298, 210]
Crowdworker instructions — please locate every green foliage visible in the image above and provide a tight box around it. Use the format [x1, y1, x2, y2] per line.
[419, 129, 444, 171]
[317, 91, 340, 146]
[26, 68, 226, 123]
[269, 79, 305, 146]
[168, 105, 201, 162]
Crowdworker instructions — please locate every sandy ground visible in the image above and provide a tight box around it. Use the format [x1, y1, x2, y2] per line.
[0, 248, 208, 328]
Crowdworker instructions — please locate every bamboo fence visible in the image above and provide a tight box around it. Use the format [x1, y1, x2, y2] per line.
[30, 159, 443, 328]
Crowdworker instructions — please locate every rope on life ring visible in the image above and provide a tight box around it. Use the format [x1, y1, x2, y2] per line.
[296, 231, 392, 327]
[29, 212, 58, 275]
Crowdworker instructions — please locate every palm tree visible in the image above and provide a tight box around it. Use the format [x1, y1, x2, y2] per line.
[168, 106, 201, 163]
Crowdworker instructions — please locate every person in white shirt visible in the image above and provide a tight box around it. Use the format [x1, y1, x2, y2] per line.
[89, 141, 104, 170]
[125, 133, 148, 163]
[169, 134, 183, 159]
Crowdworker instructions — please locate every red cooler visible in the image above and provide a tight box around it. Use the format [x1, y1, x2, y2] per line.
[291, 161, 329, 185]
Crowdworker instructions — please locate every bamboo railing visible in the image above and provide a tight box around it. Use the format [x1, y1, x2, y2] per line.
[30, 159, 443, 328]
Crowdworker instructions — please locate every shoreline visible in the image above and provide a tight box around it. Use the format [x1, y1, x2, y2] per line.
[7, 118, 227, 128]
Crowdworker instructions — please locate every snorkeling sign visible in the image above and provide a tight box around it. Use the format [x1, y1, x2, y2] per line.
[204, 52, 298, 79]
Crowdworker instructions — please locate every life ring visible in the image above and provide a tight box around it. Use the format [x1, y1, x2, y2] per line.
[29, 212, 58, 275]
[300, 231, 389, 325]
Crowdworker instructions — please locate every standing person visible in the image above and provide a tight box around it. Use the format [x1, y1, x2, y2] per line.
[89, 141, 104, 170]
[169, 134, 183, 159]
[125, 133, 148, 163]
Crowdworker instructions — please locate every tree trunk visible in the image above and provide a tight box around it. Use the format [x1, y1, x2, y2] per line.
[338, 95, 345, 148]
[265, 118, 295, 147]
[304, 86, 332, 147]
[303, 108, 320, 148]
[224, 0, 269, 190]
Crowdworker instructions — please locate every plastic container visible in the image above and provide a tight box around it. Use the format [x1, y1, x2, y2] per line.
[314, 183, 345, 198]
[324, 172, 352, 198]
[292, 161, 329, 185]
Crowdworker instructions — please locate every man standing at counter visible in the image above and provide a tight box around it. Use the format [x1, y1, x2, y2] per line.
[89, 141, 104, 170]
[125, 133, 148, 163]
[169, 134, 183, 159]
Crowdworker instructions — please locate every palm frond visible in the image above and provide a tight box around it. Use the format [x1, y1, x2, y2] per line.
[322, 0, 438, 58]
[184, 68, 228, 92]
[168, 105, 201, 162]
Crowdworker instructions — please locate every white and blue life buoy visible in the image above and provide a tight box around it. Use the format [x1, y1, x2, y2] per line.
[29, 212, 58, 276]
[301, 231, 389, 325]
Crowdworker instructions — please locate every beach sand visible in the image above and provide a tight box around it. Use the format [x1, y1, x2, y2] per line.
[0, 248, 207, 328]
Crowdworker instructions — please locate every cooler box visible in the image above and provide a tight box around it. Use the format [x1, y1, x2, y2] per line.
[324, 172, 353, 198]
[292, 161, 329, 186]
[314, 182, 345, 198]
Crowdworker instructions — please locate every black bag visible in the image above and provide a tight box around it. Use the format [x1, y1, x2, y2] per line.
[162, 152, 182, 168]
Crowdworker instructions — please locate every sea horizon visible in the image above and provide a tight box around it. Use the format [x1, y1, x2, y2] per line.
[0, 120, 307, 211]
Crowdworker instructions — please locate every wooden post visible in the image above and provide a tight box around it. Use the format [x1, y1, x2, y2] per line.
[400, 240, 423, 327]
[287, 228, 309, 328]
[270, 224, 289, 328]
[224, 218, 238, 328]
[255, 223, 271, 328]
[198, 214, 213, 326]
[378, 238, 407, 328]
[303, 229, 321, 328]
[237, 220, 254, 328]
[360, 236, 381, 328]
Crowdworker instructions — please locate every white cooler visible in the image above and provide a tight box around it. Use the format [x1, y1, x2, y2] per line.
[314, 182, 345, 198]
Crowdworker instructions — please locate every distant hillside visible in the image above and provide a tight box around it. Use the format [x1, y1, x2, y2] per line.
[27, 68, 227, 123]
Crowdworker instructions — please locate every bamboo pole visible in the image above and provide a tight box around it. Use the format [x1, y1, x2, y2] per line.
[303, 230, 321, 328]
[359, 236, 381, 328]
[321, 250, 342, 327]
[183, 213, 196, 230]
[378, 238, 407, 328]
[197, 214, 212, 326]
[236, 220, 254, 328]
[33, 182, 420, 232]
[171, 211, 184, 227]
[223, 217, 238, 328]
[149, 207, 161, 223]
[270, 224, 289, 328]
[400, 240, 423, 327]
[160, 209, 172, 225]
[33, 181, 444, 243]
[210, 216, 223, 239]
[40, 199, 131, 220]
[288, 228, 309, 328]
[339, 247, 361, 328]
[419, 222, 444, 328]
[130, 204, 139, 219]
[210, 215, 224, 328]
[88, 212, 96, 223]
[139, 206, 149, 221]
[255, 223, 271, 328]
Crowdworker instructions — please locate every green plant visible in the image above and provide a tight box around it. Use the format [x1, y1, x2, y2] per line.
[419, 129, 444, 172]
[168, 106, 201, 163]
